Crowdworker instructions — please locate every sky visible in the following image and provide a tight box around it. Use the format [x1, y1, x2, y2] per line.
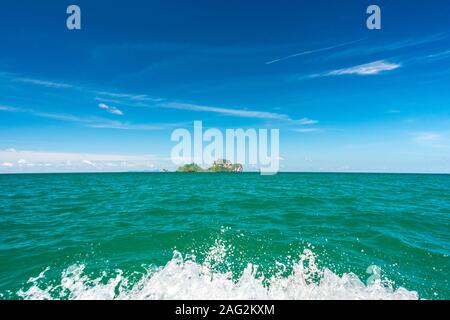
[0, 0, 449, 173]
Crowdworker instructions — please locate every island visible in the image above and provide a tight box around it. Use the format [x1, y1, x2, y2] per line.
[177, 159, 243, 173]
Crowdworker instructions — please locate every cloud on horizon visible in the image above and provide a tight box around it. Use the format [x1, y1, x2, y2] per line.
[0, 148, 162, 173]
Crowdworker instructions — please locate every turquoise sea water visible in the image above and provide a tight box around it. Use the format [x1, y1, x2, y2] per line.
[0, 173, 449, 300]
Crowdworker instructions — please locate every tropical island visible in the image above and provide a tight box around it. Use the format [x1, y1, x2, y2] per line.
[177, 159, 243, 173]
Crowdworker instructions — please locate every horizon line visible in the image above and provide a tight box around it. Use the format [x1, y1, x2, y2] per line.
[1, 171, 449, 175]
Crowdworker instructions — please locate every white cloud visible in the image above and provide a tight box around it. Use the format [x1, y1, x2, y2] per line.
[97, 91, 163, 102]
[98, 98, 317, 124]
[317, 33, 448, 62]
[4, 72, 318, 126]
[297, 118, 318, 125]
[425, 50, 450, 60]
[265, 39, 364, 65]
[161, 102, 295, 121]
[17, 159, 36, 167]
[98, 103, 123, 116]
[413, 132, 442, 143]
[294, 128, 321, 133]
[317, 60, 401, 77]
[15, 78, 73, 89]
[0, 105, 21, 112]
[0, 104, 178, 131]
[82, 160, 97, 167]
[1, 162, 13, 167]
[0, 149, 167, 173]
[95, 96, 319, 125]
[86, 122, 177, 130]
[0, 149, 155, 163]
[162, 102, 289, 120]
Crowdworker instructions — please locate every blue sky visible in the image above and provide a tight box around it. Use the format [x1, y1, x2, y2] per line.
[0, 0, 449, 173]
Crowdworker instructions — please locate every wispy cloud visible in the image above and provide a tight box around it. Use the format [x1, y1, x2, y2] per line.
[265, 39, 365, 65]
[319, 33, 449, 61]
[0, 105, 96, 123]
[0, 104, 178, 131]
[160, 102, 293, 120]
[0, 148, 162, 173]
[97, 91, 163, 102]
[95, 93, 319, 124]
[1, 162, 14, 167]
[3, 98, 306, 130]
[81, 160, 97, 168]
[14, 78, 73, 89]
[297, 118, 318, 125]
[313, 60, 401, 77]
[1, 148, 156, 162]
[5, 72, 318, 125]
[98, 103, 124, 116]
[294, 128, 321, 133]
[87, 121, 181, 131]
[0, 105, 21, 112]
[413, 132, 442, 143]
[425, 50, 450, 61]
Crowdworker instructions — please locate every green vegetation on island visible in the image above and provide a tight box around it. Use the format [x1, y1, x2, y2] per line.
[176, 163, 204, 172]
[177, 159, 243, 173]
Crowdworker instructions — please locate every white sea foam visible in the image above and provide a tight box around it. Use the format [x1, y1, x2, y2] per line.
[17, 241, 419, 300]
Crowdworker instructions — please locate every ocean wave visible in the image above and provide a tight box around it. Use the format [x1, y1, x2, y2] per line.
[17, 241, 419, 300]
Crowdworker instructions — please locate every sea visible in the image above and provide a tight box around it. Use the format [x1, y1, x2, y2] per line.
[0, 172, 448, 300]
